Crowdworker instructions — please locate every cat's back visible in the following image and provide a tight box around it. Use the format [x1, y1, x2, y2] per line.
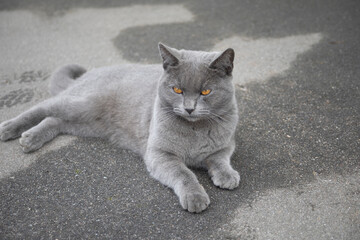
[65, 64, 162, 97]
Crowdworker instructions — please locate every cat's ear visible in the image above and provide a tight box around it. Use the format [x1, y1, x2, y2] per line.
[209, 48, 235, 76]
[158, 43, 180, 70]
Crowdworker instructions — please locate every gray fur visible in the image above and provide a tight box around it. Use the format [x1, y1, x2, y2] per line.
[0, 43, 239, 213]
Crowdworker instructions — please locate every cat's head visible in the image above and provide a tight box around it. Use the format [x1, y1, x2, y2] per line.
[157, 43, 236, 122]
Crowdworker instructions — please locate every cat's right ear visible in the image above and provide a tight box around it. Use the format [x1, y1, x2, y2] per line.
[209, 48, 235, 76]
[158, 43, 180, 70]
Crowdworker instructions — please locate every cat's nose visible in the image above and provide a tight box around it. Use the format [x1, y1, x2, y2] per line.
[185, 108, 194, 114]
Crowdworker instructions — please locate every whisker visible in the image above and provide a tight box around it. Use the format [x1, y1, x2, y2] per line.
[159, 113, 177, 123]
[158, 108, 181, 124]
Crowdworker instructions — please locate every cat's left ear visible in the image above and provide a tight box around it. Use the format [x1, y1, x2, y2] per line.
[209, 48, 235, 76]
[158, 43, 180, 70]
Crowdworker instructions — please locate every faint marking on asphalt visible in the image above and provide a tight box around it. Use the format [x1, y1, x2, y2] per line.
[0, 88, 34, 109]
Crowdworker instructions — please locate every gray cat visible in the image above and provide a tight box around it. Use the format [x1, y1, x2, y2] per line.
[0, 43, 240, 213]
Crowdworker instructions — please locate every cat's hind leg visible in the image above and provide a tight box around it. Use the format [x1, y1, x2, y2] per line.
[0, 96, 92, 142]
[19, 117, 63, 153]
[0, 112, 43, 141]
[19, 117, 102, 153]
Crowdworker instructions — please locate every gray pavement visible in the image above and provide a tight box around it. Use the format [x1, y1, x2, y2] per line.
[0, 0, 359, 239]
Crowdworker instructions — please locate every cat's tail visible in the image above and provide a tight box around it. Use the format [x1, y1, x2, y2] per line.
[49, 64, 87, 96]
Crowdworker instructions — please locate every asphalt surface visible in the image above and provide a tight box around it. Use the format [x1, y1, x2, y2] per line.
[0, 0, 359, 239]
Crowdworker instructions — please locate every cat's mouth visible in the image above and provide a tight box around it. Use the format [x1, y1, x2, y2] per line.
[173, 108, 206, 122]
[177, 113, 204, 122]
[184, 116, 201, 122]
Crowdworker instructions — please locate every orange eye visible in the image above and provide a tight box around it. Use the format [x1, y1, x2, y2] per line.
[173, 87, 183, 94]
[201, 89, 211, 95]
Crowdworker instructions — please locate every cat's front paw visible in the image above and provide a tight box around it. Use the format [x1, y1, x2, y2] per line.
[211, 168, 240, 190]
[19, 131, 43, 153]
[179, 189, 210, 213]
[0, 120, 20, 141]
